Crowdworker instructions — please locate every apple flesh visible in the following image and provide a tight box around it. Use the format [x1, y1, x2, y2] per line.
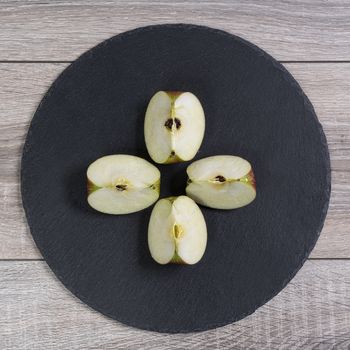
[144, 91, 205, 164]
[148, 196, 207, 265]
[186, 155, 256, 209]
[87, 155, 160, 214]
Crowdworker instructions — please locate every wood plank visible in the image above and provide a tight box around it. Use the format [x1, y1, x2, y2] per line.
[0, 260, 349, 349]
[0, 64, 63, 259]
[0, 0, 350, 61]
[0, 63, 349, 259]
[286, 63, 350, 259]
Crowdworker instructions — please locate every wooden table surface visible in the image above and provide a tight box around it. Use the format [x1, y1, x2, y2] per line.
[1, 1, 349, 349]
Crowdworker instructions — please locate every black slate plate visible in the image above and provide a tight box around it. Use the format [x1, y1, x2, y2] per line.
[21, 24, 331, 333]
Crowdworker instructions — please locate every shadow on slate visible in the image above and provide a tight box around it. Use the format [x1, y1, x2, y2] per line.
[21, 24, 331, 333]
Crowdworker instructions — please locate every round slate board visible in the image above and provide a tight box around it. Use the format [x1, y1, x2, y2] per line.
[21, 24, 331, 333]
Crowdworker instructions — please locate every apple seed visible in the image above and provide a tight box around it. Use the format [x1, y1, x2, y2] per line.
[115, 184, 127, 191]
[214, 175, 226, 183]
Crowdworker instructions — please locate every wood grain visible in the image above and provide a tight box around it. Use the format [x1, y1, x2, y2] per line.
[0, 260, 349, 349]
[1, 0, 350, 61]
[1, 2, 350, 348]
[0, 63, 349, 259]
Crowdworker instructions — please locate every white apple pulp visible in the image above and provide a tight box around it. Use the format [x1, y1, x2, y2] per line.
[148, 196, 207, 265]
[87, 154, 160, 214]
[186, 155, 256, 209]
[144, 91, 205, 164]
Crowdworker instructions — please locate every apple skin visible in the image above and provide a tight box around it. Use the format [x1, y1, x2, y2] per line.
[239, 170, 256, 190]
[87, 179, 101, 194]
[164, 153, 183, 164]
[170, 251, 185, 264]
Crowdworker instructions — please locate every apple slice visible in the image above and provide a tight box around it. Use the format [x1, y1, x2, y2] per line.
[148, 196, 207, 265]
[144, 91, 205, 164]
[186, 155, 256, 209]
[87, 155, 160, 214]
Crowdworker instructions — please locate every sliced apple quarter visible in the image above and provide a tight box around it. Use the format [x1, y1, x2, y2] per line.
[144, 91, 205, 164]
[87, 155, 160, 214]
[186, 155, 256, 209]
[148, 196, 207, 265]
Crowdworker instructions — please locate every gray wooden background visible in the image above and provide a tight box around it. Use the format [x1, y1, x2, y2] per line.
[1, 1, 349, 349]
